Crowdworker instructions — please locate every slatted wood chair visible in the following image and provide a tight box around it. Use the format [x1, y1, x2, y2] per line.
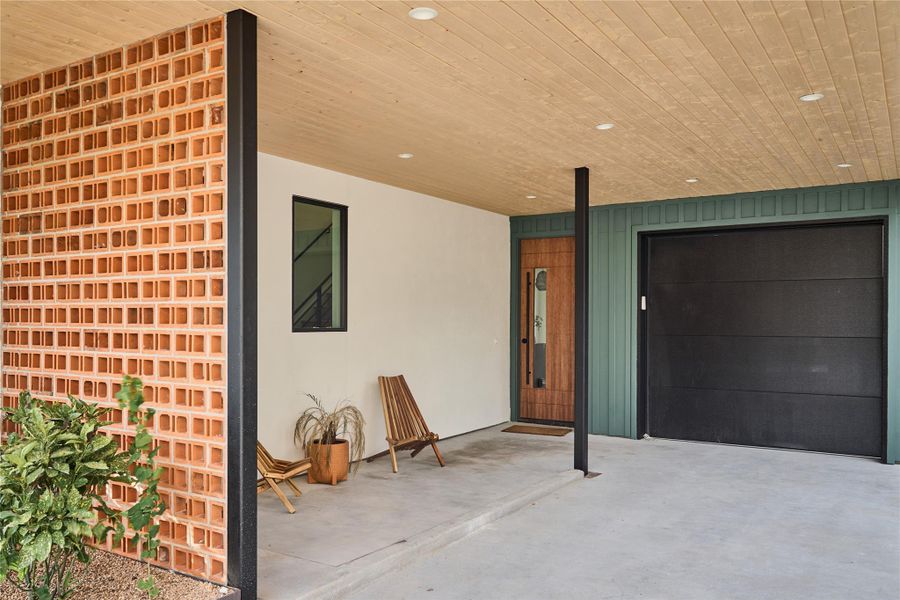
[256, 442, 311, 514]
[368, 375, 446, 473]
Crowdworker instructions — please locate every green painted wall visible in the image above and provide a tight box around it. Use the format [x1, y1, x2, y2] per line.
[510, 180, 900, 463]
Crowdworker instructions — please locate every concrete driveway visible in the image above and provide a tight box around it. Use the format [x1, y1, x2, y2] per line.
[348, 434, 900, 600]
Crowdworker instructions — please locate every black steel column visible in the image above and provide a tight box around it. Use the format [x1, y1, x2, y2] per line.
[226, 9, 258, 599]
[574, 167, 589, 474]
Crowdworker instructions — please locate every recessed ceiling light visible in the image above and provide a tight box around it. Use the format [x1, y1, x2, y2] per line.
[526, 195, 537, 199]
[397, 153, 414, 159]
[685, 177, 699, 183]
[837, 162, 852, 168]
[799, 92, 825, 102]
[594, 123, 615, 130]
[408, 7, 438, 20]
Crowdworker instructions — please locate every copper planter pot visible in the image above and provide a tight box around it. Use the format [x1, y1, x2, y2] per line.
[307, 439, 349, 485]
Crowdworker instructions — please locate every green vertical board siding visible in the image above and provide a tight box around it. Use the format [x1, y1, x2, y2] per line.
[510, 180, 900, 463]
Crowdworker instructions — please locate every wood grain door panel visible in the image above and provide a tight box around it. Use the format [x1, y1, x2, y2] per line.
[519, 237, 574, 423]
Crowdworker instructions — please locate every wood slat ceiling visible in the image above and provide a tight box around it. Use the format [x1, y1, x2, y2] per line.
[2, 1, 898, 215]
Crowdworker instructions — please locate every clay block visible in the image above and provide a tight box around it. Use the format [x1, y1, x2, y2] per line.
[0, 17, 228, 583]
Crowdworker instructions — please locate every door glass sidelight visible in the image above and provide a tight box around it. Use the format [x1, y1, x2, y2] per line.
[533, 267, 548, 388]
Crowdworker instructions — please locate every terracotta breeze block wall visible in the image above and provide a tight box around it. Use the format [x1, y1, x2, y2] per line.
[0, 17, 227, 583]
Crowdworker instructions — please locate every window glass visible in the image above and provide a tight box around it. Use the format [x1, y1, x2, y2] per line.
[292, 197, 347, 331]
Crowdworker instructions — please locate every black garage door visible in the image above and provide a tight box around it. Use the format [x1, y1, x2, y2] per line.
[642, 221, 885, 457]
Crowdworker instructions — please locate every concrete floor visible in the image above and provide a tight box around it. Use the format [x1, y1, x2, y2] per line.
[347, 433, 900, 600]
[257, 423, 576, 600]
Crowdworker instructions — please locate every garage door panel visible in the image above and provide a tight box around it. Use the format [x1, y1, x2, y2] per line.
[649, 335, 882, 398]
[649, 279, 882, 338]
[644, 222, 884, 458]
[649, 225, 884, 283]
[649, 387, 882, 457]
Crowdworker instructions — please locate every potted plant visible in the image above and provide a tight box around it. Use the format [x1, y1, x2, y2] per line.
[294, 394, 365, 485]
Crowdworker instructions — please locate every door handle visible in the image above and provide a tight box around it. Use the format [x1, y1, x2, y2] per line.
[525, 272, 532, 386]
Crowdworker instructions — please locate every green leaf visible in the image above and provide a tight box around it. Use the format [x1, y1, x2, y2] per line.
[5, 453, 25, 468]
[134, 431, 152, 450]
[137, 575, 160, 598]
[37, 491, 53, 512]
[91, 522, 109, 541]
[25, 468, 44, 485]
[1, 376, 166, 599]
[91, 435, 114, 450]
[33, 532, 52, 562]
[20, 441, 38, 457]
[17, 541, 35, 569]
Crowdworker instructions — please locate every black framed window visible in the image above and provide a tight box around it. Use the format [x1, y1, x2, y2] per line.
[292, 196, 347, 332]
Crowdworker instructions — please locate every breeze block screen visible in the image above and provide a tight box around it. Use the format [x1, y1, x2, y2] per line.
[1, 16, 228, 582]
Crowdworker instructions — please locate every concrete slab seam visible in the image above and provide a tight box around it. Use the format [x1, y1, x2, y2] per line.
[292, 468, 584, 600]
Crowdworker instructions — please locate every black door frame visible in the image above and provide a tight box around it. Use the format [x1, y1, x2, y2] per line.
[637, 216, 889, 463]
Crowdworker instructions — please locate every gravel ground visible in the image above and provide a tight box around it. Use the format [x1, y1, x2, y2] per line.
[0, 549, 230, 600]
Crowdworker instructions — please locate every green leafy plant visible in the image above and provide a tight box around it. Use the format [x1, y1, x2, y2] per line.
[0, 376, 165, 599]
[294, 394, 366, 473]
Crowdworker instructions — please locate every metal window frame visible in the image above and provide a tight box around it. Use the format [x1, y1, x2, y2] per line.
[290, 195, 349, 333]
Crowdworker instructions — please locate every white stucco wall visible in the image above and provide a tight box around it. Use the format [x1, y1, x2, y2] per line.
[257, 152, 511, 459]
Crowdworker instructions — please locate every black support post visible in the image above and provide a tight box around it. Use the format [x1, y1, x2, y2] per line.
[226, 9, 258, 599]
[574, 167, 589, 474]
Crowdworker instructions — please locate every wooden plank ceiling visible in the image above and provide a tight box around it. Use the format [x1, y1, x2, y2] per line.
[2, 1, 898, 215]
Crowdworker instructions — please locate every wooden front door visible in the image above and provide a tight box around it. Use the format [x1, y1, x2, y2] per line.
[519, 237, 575, 423]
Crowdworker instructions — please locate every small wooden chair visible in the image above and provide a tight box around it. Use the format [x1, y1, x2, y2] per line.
[367, 375, 446, 473]
[256, 442, 311, 514]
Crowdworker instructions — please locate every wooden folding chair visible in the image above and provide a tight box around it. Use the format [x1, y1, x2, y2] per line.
[256, 441, 311, 514]
[367, 375, 446, 473]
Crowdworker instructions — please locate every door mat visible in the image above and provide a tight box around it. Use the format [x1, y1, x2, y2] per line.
[502, 424, 572, 437]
